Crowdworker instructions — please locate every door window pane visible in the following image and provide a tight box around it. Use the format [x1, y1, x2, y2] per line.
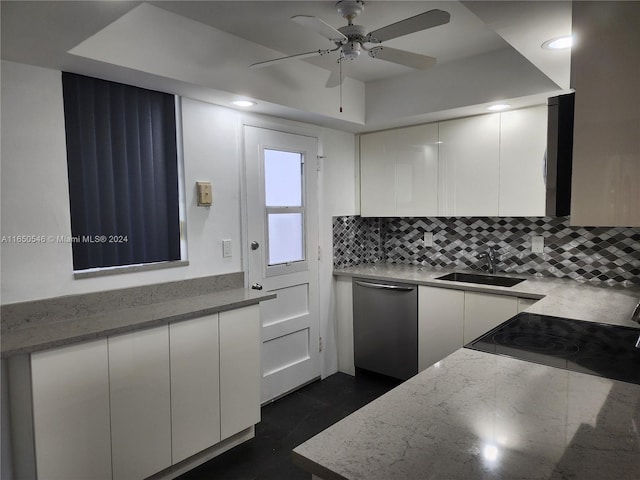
[268, 213, 304, 265]
[264, 150, 302, 207]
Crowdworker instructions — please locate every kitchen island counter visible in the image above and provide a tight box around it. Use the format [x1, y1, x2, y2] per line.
[293, 347, 640, 480]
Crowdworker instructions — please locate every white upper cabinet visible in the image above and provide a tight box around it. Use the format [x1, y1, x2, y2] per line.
[569, 2, 640, 227]
[360, 124, 439, 217]
[499, 106, 547, 217]
[395, 124, 439, 217]
[439, 114, 501, 216]
[360, 108, 548, 218]
[360, 129, 396, 217]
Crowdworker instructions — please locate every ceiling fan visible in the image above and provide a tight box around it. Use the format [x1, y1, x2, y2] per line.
[250, 0, 451, 87]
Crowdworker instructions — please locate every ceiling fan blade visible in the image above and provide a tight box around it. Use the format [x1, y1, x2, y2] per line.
[367, 9, 450, 43]
[250, 49, 329, 69]
[325, 68, 343, 88]
[291, 15, 348, 43]
[369, 46, 436, 70]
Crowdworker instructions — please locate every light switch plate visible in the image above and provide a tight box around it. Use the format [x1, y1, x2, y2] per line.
[222, 239, 232, 258]
[532, 235, 544, 253]
[423, 232, 434, 247]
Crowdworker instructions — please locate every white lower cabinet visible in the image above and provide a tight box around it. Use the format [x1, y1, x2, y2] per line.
[220, 305, 261, 440]
[418, 286, 464, 371]
[17, 305, 261, 480]
[31, 339, 112, 480]
[463, 292, 519, 344]
[170, 314, 221, 464]
[109, 326, 172, 480]
[417, 287, 530, 371]
[518, 297, 538, 313]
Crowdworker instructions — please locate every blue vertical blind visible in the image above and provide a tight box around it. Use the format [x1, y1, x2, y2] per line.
[62, 72, 180, 270]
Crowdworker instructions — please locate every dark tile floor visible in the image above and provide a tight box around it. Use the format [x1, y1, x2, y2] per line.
[177, 371, 400, 480]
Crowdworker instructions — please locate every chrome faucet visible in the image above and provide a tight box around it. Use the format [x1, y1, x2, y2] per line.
[478, 246, 498, 274]
[631, 301, 640, 324]
[632, 301, 640, 348]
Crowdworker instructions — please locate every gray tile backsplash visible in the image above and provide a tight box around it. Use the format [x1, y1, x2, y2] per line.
[333, 216, 640, 286]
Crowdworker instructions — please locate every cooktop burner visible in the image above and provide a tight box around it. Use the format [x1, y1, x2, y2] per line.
[465, 312, 640, 385]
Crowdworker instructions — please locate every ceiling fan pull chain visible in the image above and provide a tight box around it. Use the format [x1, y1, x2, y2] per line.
[339, 59, 343, 113]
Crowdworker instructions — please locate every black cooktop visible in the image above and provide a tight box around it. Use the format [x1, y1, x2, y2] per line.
[465, 312, 640, 385]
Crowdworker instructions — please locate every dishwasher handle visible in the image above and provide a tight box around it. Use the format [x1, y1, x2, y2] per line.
[355, 280, 415, 292]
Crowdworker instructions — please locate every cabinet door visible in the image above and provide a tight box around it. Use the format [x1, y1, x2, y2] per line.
[396, 124, 439, 217]
[109, 326, 171, 480]
[360, 130, 396, 217]
[517, 297, 538, 313]
[31, 340, 111, 480]
[336, 277, 355, 375]
[570, 2, 640, 227]
[220, 305, 261, 440]
[170, 315, 221, 464]
[464, 292, 518, 344]
[499, 106, 547, 216]
[418, 286, 464, 371]
[439, 114, 500, 216]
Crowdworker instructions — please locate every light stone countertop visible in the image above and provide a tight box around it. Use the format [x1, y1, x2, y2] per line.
[293, 348, 640, 480]
[0, 288, 275, 357]
[290, 264, 640, 479]
[334, 263, 640, 328]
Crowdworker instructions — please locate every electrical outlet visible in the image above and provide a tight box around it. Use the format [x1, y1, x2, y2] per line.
[423, 232, 434, 247]
[532, 236, 544, 253]
[222, 239, 232, 258]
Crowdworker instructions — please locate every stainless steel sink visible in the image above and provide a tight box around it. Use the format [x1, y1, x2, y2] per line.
[435, 272, 525, 287]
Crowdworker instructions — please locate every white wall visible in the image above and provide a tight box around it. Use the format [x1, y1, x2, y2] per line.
[1, 60, 241, 303]
[1, 60, 360, 379]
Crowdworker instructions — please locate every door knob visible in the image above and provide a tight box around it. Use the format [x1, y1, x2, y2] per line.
[251, 283, 263, 291]
[251, 241, 260, 250]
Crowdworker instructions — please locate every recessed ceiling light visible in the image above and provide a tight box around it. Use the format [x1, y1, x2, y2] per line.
[542, 35, 573, 50]
[231, 100, 256, 108]
[487, 104, 511, 111]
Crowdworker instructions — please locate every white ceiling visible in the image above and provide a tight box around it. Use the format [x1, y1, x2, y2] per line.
[1, 1, 572, 132]
[153, 1, 508, 83]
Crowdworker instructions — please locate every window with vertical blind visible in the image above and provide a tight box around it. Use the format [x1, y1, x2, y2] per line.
[62, 72, 181, 271]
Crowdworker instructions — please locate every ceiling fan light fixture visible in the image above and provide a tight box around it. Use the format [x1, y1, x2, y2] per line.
[542, 35, 573, 50]
[342, 41, 362, 60]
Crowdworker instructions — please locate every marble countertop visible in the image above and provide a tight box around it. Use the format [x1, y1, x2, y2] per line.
[293, 348, 640, 480]
[335, 263, 640, 328]
[290, 264, 640, 479]
[1, 288, 275, 357]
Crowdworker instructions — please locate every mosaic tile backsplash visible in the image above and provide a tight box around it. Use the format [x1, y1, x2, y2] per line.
[333, 216, 640, 286]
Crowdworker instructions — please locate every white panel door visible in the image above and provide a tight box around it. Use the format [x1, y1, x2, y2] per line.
[499, 106, 547, 216]
[244, 126, 320, 403]
[360, 129, 396, 217]
[109, 326, 171, 480]
[396, 123, 439, 217]
[169, 315, 220, 463]
[31, 340, 111, 480]
[220, 305, 261, 439]
[439, 114, 500, 216]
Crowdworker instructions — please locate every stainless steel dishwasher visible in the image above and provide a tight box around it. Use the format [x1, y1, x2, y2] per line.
[353, 278, 418, 380]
